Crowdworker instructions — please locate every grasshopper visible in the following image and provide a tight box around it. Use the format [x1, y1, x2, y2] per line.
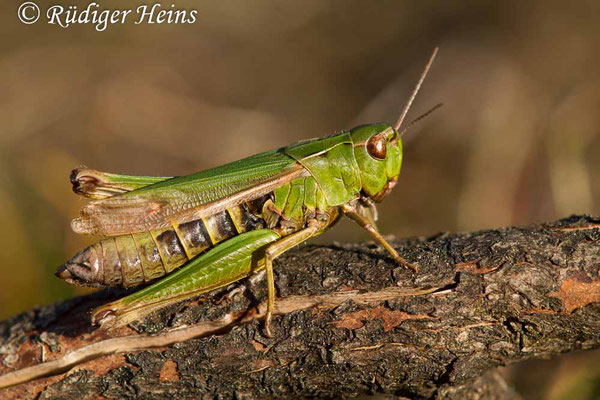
[57, 49, 438, 336]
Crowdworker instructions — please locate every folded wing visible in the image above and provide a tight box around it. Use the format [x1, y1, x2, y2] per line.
[71, 168, 173, 199]
[72, 149, 305, 236]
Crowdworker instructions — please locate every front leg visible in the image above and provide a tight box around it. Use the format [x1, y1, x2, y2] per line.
[341, 203, 417, 273]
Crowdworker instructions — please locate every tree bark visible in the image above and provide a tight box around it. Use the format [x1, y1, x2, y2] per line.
[1, 215, 600, 399]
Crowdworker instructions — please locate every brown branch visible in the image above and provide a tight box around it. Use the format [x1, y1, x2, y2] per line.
[1, 215, 600, 399]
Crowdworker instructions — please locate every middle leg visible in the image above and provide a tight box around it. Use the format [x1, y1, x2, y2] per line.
[262, 224, 320, 337]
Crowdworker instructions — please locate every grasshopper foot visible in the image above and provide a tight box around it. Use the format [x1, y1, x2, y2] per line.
[393, 254, 418, 274]
[223, 270, 266, 302]
[264, 310, 274, 338]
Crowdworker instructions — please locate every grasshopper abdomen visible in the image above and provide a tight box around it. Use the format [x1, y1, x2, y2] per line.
[56, 199, 268, 288]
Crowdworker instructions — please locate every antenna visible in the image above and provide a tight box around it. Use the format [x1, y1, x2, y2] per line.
[394, 47, 438, 131]
[400, 103, 443, 137]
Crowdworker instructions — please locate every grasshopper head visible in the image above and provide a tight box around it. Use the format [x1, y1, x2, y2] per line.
[348, 48, 438, 202]
[350, 124, 402, 202]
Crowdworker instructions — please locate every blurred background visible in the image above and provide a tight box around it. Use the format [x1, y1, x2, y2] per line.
[1, 0, 599, 398]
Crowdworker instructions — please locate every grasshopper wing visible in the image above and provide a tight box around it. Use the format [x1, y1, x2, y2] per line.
[72, 149, 306, 236]
[71, 168, 173, 199]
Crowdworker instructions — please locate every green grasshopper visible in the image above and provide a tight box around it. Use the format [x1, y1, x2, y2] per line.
[57, 49, 438, 336]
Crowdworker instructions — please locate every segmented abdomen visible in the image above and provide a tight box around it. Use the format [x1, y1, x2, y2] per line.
[68, 201, 265, 288]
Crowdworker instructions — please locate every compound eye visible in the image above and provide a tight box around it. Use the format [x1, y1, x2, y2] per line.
[366, 133, 387, 160]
